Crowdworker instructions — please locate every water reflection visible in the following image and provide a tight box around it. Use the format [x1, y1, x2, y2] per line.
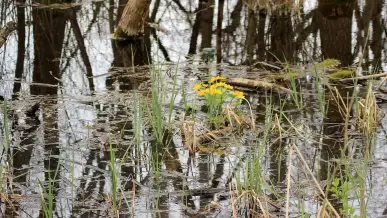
[0, 0, 387, 217]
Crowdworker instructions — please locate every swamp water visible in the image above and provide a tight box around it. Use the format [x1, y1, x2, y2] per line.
[1, 0, 387, 217]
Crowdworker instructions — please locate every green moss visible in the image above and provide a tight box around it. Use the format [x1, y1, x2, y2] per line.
[113, 27, 128, 39]
[328, 70, 355, 79]
[313, 59, 341, 71]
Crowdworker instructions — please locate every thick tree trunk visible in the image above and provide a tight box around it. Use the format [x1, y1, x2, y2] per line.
[269, 15, 295, 62]
[318, 0, 355, 66]
[200, 0, 215, 49]
[117, 0, 151, 37]
[31, 7, 67, 95]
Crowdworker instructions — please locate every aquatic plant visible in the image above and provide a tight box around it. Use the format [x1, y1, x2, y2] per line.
[150, 63, 165, 144]
[39, 178, 55, 218]
[314, 68, 328, 116]
[330, 178, 357, 218]
[231, 95, 278, 217]
[109, 139, 119, 215]
[39, 159, 61, 218]
[286, 67, 303, 109]
[2, 100, 10, 149]
[167, 63, 180, 130]
[194, 76, 245, 125]
[133, 93, 144, 150]
[356, 82, 378, 139]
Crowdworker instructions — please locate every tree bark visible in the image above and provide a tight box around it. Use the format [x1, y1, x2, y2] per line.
[269, 14, 295, 62]
[216, 0, 224, 63]
[318, 0, 355, 66]
[117, 0, 151, 37]
[31, 7, 67, 95]
[13, 4, 26, 97]
[0, 21, 17, 48]
[188, 0, 205, 54]
[256, 11, 267, 60]
[200, 0, 215, 49]
[245, 7, 257, 64]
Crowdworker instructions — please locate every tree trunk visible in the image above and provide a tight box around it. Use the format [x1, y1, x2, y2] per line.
[188, 0, 205, 54]
[116, 0, 151, 37]
[216, 0, 224, 63]
[13, 4, 26, 98]
[256, 11, 267, 60]
[318, 0, 355, 66]
[269, 14, 295, 62]
[245, 7, 257, 64]
[31, 7, 67, 95]
[200, 0, 215, 49]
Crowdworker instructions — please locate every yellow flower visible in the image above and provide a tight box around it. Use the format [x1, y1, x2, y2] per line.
[208, 87, 222, 95]
[198, 89, 209, 96]
[210, 85, 222, 94]
[209, 76, 226, 84]
[232, 91, 245, 99]
[213, 82, 225, 88]
[193, 84, 202, 91]
[198, 85, 223, 97]
[213, 82, 233, 90]
[224, 84, 233, 90]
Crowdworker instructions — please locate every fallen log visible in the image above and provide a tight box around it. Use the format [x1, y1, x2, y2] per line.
[226, 77, 292, 93]
[340, 72, 387, 82]
[0, 21, 17, 48]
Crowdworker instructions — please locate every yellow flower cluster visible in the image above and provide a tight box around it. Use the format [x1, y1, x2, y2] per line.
[193, 83, 208, 91]
[213, 82, 233, 90]
[194, 76, 244, 99]
[209, 76, 226, 84]
[198, 85, 222, 96]
[231, 91, 245, 99]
